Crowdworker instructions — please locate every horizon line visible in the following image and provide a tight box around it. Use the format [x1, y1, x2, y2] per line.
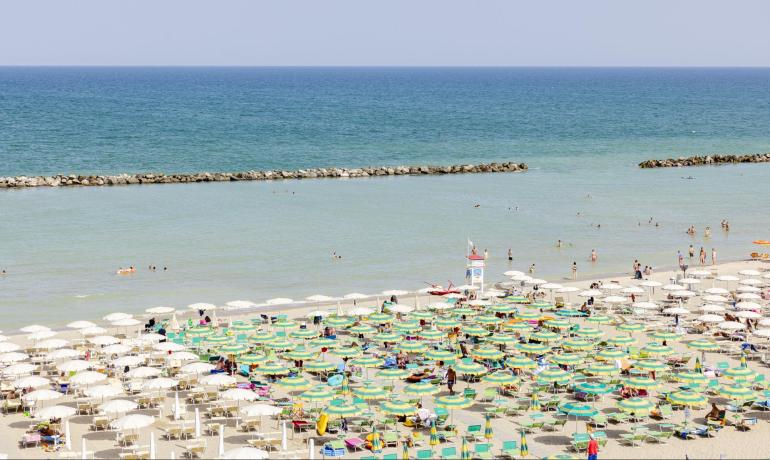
[2, 64, 770, 69]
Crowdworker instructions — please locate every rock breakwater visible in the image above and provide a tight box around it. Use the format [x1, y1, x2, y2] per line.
[639, 153, 770, 168]
[0, 162, 527, 188]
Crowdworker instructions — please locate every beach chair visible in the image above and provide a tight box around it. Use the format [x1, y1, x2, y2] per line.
[322, 440, 346, 458]
[474, 443, 493, 460]
[438, 446, 458, 459]
[590, 413, 608, 428]
[607, 411, 629, 424]
[345, 437, 365, 451]
[416, 449, 433, 460]
[571, 433, 591, 451]
[463, 388, 477, 399]
[644, 430, 673, 444]
[382, 431, 398, 447]
[183, 439, 206, 458]
[734, 415, 758, 431]
[518, 419, 544, 433]
[464, 424, 484, 442]
[499, 440, 518, 458]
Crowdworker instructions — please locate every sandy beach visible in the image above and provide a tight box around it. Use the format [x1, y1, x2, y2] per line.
[2, 258, 770, 459]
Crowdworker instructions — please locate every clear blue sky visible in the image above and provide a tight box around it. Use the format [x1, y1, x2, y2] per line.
[2, 0, 769, 66]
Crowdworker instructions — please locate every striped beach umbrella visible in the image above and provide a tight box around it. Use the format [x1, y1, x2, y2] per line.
[324, 400, 363, 417]
[550, 353, 584, 367]
[475, 315, 503, 326]
[515, 311, 541, 321]
[488, 304, 515, 313]
[719, 384, 757, 401]
[520, 431, 528, 457]
[648, 331, 681, 341]
[455, 361, 488, 376]
[506, 295, 528, 303]
[348, 324, 376, 335]
[585, 315, 612, 325]
[341, 376, 350, 395]
[275, 376, 311, 392]
[368, 311, 393, 322]
[373, 332, 402, 343]
[583, 363, 619, 376]
[371, 426, 382, 453]
[434, 394, 474, 410]
[504, 322, 534, 332]
[265, 340, 296, 351]
[303, 360, 336, 373]
[667, 390, 707, 407]
[284, 349, 317, 360]
[425, 349, 458, 362]
[238, 354, 269, 365]
[324, 316, 354, 327]
[185, 326, 214, 337]
[298, 386, 335, 402]
[607, 336, 636, 346]
[419, 329, 445, 341]
[686, 339, 719, 351]
[631, 360, 667, 372]
[555, 309, 584, 318]
[252, 362, 291, 375]
[515, 342, 550, 354]
[623, 376, 659, 390]
[452, 308, 476, 317]
[250, 331, 277, 343]
[574, 327, 604, 339]
[376, 368, 410, 380]
[596, 349, 628, 361]
[405, 381, 440, 397]
[273, 319, 298, 330]
[353, 386, 389, 400]
[505, 356, 537, 369]
[430, 419, 439, 446]
[486, 333, 518, 345]
[230, 323, 255, 333]
[617, 397, 654, 415]
[544, 319, 571, 330]
[482, 371, 519, 386]
[484, 413, 493, 439]
[561, 339, 593, 351]
[462, 325, 490, 337]
[398, 341, 428, 354]
[435, 318, 461, 329]
[350, 356, 382, 368]
[330, 347, 362, 359]
[206, 335, 232, 345]
[380, 399, 416, 415]
[290, 329, 320, 339]
[536, 368, 571, 385]
[219, 344, 250, 355]
[641, 343, 674, 356]
[616, 323, 645, 332]
[308, 337, 337, 348]
[724, 366, 756, 382]
[461, 437, 471, 460]
[394, 320, 422, 333]
[674, 372, 706, 386]
[410, 311, 434, 320]
[472, 346, 505, 361]
[531, 331, 561, 343]
[694, 356, 702, 373]
[573, 382, 612, 395]
[559, 402, 598, 418]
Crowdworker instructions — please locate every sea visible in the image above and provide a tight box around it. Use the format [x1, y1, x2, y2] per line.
[1, 67, 769, 329]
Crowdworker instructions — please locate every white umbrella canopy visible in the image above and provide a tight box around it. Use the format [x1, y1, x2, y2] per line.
[0, 352, 29, 363]
[504, 270, 525, 277]
[540, 283, 563, 290]
[112, 355, 146, 368]
[737, 293, 762, 300]
[225, 300, 256, 310]
[578, 290, 603, 298]
[84, 384, 124, 399]
[661, 284, 685, 291]
[0, 342, 21, 353]
[58, 360, 92, 373]
[740, 278, 763, 286]
[735, 302, 762, 311]
[700, 304, 726, 313]
[34, 339, 69, 350]
[739, 269, 762, 277]
[343, 293, 369, 300]
[718, 321, 746, 330]
[716, 275, 739, 282]
[23, 389, 63, 403]
[662, 307, 691, 315]
[600, 283, 624, 291]
[689, 269, 712, 277]
[670, 290, 696, 298]
[704, 287, 730, 295]
[99, 399, 139, 415]
[20, 324, 51, 334]
[142, 378, 178, 391]
[145, 306, 175, 315]
[220, 388, 258, 402]
[67, 320, 97, 329]
[89, 336, 120, 346]
[388, 304, 415, 314]
[28, 330, 57, 341]
[167, 352, 199, 362]
[511, 274, 532, 282]
[638, 280, 662, 287]
[381, 290, 409, 297]
[631, 301, 658, 310]
[112, 318, 142, 327]
[703, 295, 729, 303]
[111, 414, 155, 431]
[524, 278, 547, 286]
[35, 405, 77, 420]
[127, 367, 162, 379]
[737, 286, 761, 293]
[697, 314, 725, 323]
[200, 373, 236, 387]
[348, 307, 375, 316]
[180, 362, 216, 375]
[754, 329, 770, 338]
[467, 299, 491, 307]
[621, 286, 645, 295]
[306, 295, 335, 302]
[220, 447, 269, 460]
[266, 297, 294, 305]
[153, 342, 186, 352]
[736, 311, 762, 319]
[240, 404, 282, 417]
[13, 376, 51, 389]
[101, 344, 132, 355]
[443, 293, 465, 299]
[80, 326, 107, 336]
[679, 278, 701, 285]
[430, 302, 454, 310]
[103, 313, 132, 322]
[188, 303, 217, 311]
[3, 363, 36, 376]
[70, 371, 108, 386]
[305, 310, 331, 318]
[603, 296, 629, 304]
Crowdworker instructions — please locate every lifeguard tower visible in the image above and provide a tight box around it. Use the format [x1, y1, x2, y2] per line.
[466, 254, 485, 293]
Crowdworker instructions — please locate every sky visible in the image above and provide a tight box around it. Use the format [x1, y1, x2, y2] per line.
[2, 0, 769, 66]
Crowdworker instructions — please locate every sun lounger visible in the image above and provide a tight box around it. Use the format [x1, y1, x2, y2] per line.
[345, 437, 365, 451]
[183, 439, 206, 458]
[464, 424, 484, 442]
[20, 433, 42, 448]
[416, 450, 433, 460]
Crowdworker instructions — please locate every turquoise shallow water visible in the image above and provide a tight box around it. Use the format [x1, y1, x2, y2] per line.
[1, 67, 769, 328]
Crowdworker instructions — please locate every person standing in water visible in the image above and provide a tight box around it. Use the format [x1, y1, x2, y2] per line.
[507, 248, 513, 261]
[689, 244, 695, 258]
[712, 248, 717, 265]
[591, 249, 597, 262]
[699, 247, 706, 265]
[571, 262, 577, 280]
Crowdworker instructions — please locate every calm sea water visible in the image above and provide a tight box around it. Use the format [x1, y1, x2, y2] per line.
[1, 67, 769, 329]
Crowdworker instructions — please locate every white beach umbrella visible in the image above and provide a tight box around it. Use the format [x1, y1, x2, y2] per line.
[70, 371, 107, 386]
[127, 367, 162, 379]
[631, 301, 658, 310]
[578, 290, 603, 298]
[740, 278, 763, 286]
[58, 360, 92, 373]
[102, 344, 132, 355]
[737, 293, 762, 300]
[662, 284, 685, 291]
[180, 362, 215, 375]
[671, 290, 696, 298]
[221, 388, 258, 402]
[348, 307, 375, 316]
[343, 293, 369, 301]
[716, 275, 739, 282]
[28, 330, 57, 341]
[735, 301, 762, 311]
[195, 407, 201, 438]
[603, 296, 629, 304]
[112, 318, 141, 327]
[638, 280, 662, 288]
[703, 295, 729, 303]
[524, 279, 547, 286]
[0, 342, 21, 353]
[737, 286, 761, 293]
[739, 269, 761, 277]
[736, 311, 762, 319]
[266, 297, 294, 305]
[112, 355, 146, 368]
[443, 293, 465, 299]
[753, 329, 770, 338]
[306, 295, 335, 302]
[13, 376, 50, 389]
[23, 389, 63, 403]
[697, 314, 725, 323]
[145, 306, 175, 315]
[225, 300, 256, 310]
[504, 270, 525, 277]
[662, 307, 690, 315]
[0, 352, 29, 363]
[200, 373, 236, 387]
[700, 304, 726, 313]
[455, 284, 480, 291]
[389, 304, 415, 314]
[150, 432, 156, 460]
[81, 438, 87, 460]
[65, 420, 72, 450]
[430, 302, 454, 310]
[511, 274, 532, 282]
[84, 384, 124, 399]
[89, 335, 120, 346]
[67, 320, 97, 329]
[167, 351, 199, 362]
[705, 287, 730, 295]
[305, 310, 331, 318]
[719, 321, 746, 330]
[601, 284, 624, 291]
[220, 448, 269, 460]
[467, 299, 491, 307]
[80, 326, 107, 336]
[20, 324, 51, 334]
[759, 318, 770, 327]
[382, 290, 409, 297]
[103, 313, 132, 322]
[35, 338, 69, 350]
[3, 363, 36, 376]
[540, 283, 563, 290]
[153, 342, 186, 352]
[679, 278, 701, 286]
[621, 286, 645, 295]
[240, 404, 282, 417]
[142, 377, 178, 391]
[35, 405, 77, 419]
[689, 269, 712, 277]
[112, 414, 155, 431]
[188, 303, 217, 311]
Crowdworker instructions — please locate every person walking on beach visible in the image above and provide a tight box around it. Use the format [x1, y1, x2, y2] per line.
[446, 366, 457, 395]
[587, 434, 599, 460]
[712, 248, 717, 265]
[529, 264, 535, 274]
[571, 262, 577, 280]
[591, 249, 597, 263]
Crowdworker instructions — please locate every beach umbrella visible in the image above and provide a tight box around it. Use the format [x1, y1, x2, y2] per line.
[329, 346, 362, 359]
[200, 373, 237, 387]
[376, 368, 410, 380]
[723, 366, 756, 382]
[142, 377, 178, 392]
[574, 328, 604, 339]
[219, 448, 269, 459]
[515, 342, 550, 354]
[736, 311, 762, 319]
[324, 316, 353, 327]
[410, 311, 434, 321]
[353, 386, 389, 400]
[99, 399, 139, 415]
[573, 382, 612, 395]
[488, 304, 516, 314]
[127, 366, 162, 379]
[529, 391, 541, 411]
[324, 400, 363, 418]
[435, 318, 461, 329]
[299, 386, 335, 403]
[537, 368, 571, 385]
[616, 323, 645, 332]
[583, 363, 619, 376]
[505, 356, 537, 369]
[84, 384, 124, 399]
[550, 353, 584, 367]
[617, 397, 654, 415]
[475, 315, 503, 326]
[20, 324, 51, 334]
[456, 360, 488, 377]
[607, 336, 636, 346]
[631, 360, 667, 372]
[641, 343, 674, 356]
[0, 352, 28, 363]
[648, 331, 681, 341]
[462, 325, 490, 337]
[380, 399, 416, 415]
[686, 339, 719, 351]
[482, 371, 519, 386]
[402, 440, 410, 460]
[596, 349, 627, 361]
[373, 332, 403, 342]
[472, 346, 505, 360]
[585, 315, 612, 325]
[425, 349, 458, 362]
[559, 402, 598, 420]
[486, 333, 518, 345]
[290, 329, 320, 340]
[368, 312, 394, 323]
[504, 322, 534, 332]
[667, 391, 707, 407]
[484, 413, 494, 439]
[515, 311, 541, 321]
[405, 381, 440, 397]
[58, 360, 92, 373]
[520, 431, 528, 457]
[23, 389, 62, 404]
[719, 384, 757, 401]
[284, 348, 318, 361]
[221, 388, 259, 402]
[167, 351, 199, 362]
[188, 302, 217, 311]
[531, 330, 561, 342]
[101, 344, 133, 356]
[555, 309, 584, 318]
[674, 372, 707, 386]
[398, 341, 427, 354]
[303, 360, 336, 373]
[419, 329, 445, 341]
[697, 314, 725, 323]
[240, 404, 281, 418]
[662, 307, 690, 315]
[435, 394, 474, 409]
[0, 342, 21, 353]
[70, 371, 107, 386]
[33, 338, 68, 350]
[347, 324, 376, 335]
[559, 339, 592, 351]
[111, 318, 141, 327]
[177, 362, 215, 375]
[265, 340, 296, 351]
[35, 405, 76, 420]
[461, 437, 471, 460]
[371, 426, 383, 453]
[623, 377, 659, 390]
[67, 320, 96, 329]
[719, 321, 746, 331]
[429, 419, 439, 445]
[88, 335, 120, 346]
[2, 363, 35, 376]
[13, 376, 50, 389]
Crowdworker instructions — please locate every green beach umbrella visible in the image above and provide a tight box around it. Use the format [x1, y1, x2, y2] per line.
[308, 337, 337, 348]
[461, 437, 471, 460]
[252, 362, 291, 375]
[515, 342, 550, 354]
[376, 368, 410, 380]
[284, 349, 317, 360]
[351, 356, 381, 368]
[723, 366, 756, 382]
[596, 349, 628, 361]
[616, 323, 645, 332]
[536, 368, 571, 385]
[561, 339, 593, 351]
[275, 376, 312, 392]
[648, 331, 681, 341]
[641, 343, 674, 356]
[719, 384, 757, 401]
[555, 309, 584, 318]
[419, 329, 445, 341]
[694, 356, 702, 373]
[453, 308, 476, 317]
[531, 330, 561, 342]
[348, 324, 376, 335]
[486, 333, 518, 345]
[185, 326, 214, 337]
[674, 371, 707, 386]
[488, 304, 515, 313]
[425, 349, 458, 362]
[368, 312, 394, 323]
[462, 325, 490, 337]
[238, 354, 269, 365]
[559, 402, 598, 418]
[520, 431, 528, 457]
[549, 353, 585, 366]
[455, 361, 488, 376]
[482, 371, 519, 386]
[265, 340, 296, 351]
[430, 419, 439, 446]
[394, 321, 422, 333]
[667, 390, 707, 407]
[230, 323, 255, 333]
[324, 316, 354, 327]
[583, 363, 619, 376]
[484, 413, 493, 439]
[398, 341, 428, 354]
[623, 376, 660, 390]
[506, 295, 528, 303]
[617, 397, 654, 415]
[607, 336, 636, 346]
[515, 311, 541, 321]
[303, 360, 336, 373]
[505, 355, 537, 369]
[410, 311, 434, 320]
[585, 315, 612, 325]
[298, 386, 335, 402]
[435, 318, 461, 329]
[475, 315, 503, 326]
[687, 339, 719, 351]
[405, 381, 440, 397]
[373, 332, 402, 342]
[504, 322, 534, 332]
[573, 382, 612, 395]
[631, 360, 668, 372]
[250, 331, 277, 343]
[290, 329, 320, 339]
[219, 343, 250, 355]
[273, 319, 298, 330]
[472, 346, 505, 361]
[330, 347, 362, 359]
[325, 399, 363, 418]
[435, 394, 473, 410]
[205, 335, 232, 344]
[574, 327, 604, 339]
[379, 399, 416, 415]
[354, 386, 389, 400]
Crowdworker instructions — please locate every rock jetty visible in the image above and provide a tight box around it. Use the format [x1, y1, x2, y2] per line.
[639, 153, 770, 168]
[0, 162, 527, 188]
